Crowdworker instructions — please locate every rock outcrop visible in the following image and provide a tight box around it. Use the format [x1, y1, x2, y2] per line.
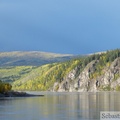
[53, 58, 120, 92]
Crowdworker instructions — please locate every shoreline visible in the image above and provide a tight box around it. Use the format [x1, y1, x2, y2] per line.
[0, 91, 44, 98]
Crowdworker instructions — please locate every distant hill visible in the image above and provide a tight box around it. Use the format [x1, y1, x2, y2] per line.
[0, 51, 74, 66]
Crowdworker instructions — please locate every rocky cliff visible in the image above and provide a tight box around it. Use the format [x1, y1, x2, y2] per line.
[53, 57, 120, 92]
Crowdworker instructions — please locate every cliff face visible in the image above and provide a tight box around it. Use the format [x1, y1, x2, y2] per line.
[53, 58, 120, 92]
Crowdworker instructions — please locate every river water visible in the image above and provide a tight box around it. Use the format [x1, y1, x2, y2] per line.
[0, 92, 120, 120]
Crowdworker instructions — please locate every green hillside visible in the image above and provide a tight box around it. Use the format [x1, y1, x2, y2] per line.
[0, 49, 120, 91]
[0, 66, 36, 83]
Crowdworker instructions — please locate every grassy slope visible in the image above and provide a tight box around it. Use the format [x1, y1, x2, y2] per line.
[12, 59, 81, 90]
[0, 66, 36, 83]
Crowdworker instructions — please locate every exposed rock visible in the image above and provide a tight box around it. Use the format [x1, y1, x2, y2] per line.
[53, 58, 120, 92]
[52, 82, 59, 92]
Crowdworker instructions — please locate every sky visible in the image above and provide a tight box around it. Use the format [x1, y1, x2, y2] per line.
[0, 0, 120, 55]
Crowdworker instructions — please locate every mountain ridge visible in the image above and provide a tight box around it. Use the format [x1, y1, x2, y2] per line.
[0, 51, 74, 66]
[0, 51, 73, 57]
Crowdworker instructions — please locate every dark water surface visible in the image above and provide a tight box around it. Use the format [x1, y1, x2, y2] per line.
[0, 92, 120, 120]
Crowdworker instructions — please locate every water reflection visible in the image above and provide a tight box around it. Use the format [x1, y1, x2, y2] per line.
[0, 92, 120, 120]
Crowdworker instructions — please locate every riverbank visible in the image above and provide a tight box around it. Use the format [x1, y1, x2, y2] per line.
[0, 91, 44, 98]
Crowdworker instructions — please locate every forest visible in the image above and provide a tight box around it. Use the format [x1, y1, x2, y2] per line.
[0, 80, 12, 94]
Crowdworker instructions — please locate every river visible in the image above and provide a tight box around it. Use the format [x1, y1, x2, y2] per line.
[0, 92, 120, 120]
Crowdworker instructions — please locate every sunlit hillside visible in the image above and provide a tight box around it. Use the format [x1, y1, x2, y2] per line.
[0, 49, 120, 91]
